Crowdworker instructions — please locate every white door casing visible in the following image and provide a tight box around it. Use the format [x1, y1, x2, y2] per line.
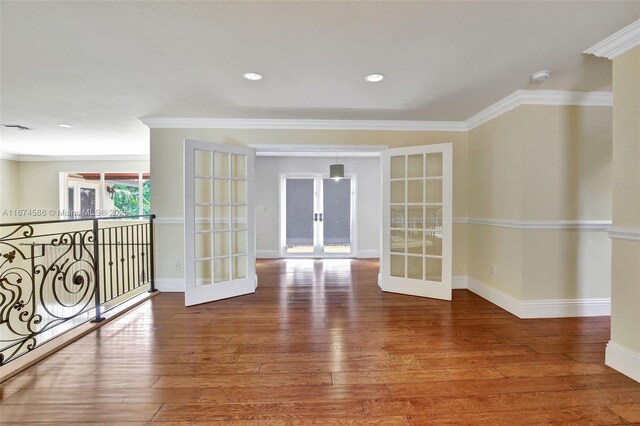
[184, 139, 256, 306]
[380, 144, 452, 300]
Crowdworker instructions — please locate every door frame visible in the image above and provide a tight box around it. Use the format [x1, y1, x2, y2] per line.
[278, 173, 358, 258]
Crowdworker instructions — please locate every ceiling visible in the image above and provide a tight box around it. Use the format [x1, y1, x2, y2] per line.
[1, 1, 638, 156]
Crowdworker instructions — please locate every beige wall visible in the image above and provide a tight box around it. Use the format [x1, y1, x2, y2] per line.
[610, 46, 640, 355]
[150, 128, 469, 283]
[468, 104, 613, 300]
[0, 159, 20, 222]
[15, 159, 149, 220]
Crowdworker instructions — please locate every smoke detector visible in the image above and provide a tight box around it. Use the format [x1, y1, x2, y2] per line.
[531, 70, 551, 83]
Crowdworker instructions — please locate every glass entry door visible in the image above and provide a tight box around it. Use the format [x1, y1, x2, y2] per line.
[281, 176, 355, 257]
[380, 144, 452, 300]
[184, 139, 256, 306]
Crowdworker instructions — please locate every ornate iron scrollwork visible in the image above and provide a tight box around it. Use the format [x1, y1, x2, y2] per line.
[0, 218, 153, 365]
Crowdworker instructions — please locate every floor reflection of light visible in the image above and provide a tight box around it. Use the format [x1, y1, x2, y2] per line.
[331, 327, 345, 367]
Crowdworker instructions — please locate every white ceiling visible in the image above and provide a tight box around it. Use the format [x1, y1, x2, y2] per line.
[1, 1, 638, 156]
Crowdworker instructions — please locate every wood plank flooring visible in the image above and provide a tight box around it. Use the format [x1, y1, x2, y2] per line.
[1, 258, 640, 425]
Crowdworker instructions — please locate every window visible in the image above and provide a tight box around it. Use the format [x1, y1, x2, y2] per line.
[62, 172, 151, 218]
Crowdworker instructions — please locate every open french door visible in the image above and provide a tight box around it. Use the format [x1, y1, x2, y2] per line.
[184, 139, 256, 306]
[380, 144, 452, 300]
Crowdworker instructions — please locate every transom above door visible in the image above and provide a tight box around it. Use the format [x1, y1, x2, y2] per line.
[279, 175, 356, 258]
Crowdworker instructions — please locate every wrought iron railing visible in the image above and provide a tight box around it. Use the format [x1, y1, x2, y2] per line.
[0, 214, 156, 365]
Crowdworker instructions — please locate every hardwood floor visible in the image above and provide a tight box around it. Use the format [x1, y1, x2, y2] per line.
[1, 258, 640, 425]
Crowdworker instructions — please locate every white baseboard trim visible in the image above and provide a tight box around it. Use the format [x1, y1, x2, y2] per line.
[154, 279, 185, 292]
[357, 249, 380, 259]
[520, 297, 611, 318]
[256, 250, 280, 259]
[454, 276, 611, 318]
[606, 341, 640, 383]
[465, 277, 523, 317]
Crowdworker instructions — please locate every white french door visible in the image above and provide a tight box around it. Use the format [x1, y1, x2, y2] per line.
[380, 144, 452, 300]
[280, 175, 356, 258]
[184, 139, 256, 306]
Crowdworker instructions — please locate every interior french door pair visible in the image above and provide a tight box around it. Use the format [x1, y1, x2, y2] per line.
[184, 140, 452, 306]
[280, 175, 355, 257]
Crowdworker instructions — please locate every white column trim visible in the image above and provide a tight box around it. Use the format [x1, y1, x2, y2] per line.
[606, 342, 640, 383]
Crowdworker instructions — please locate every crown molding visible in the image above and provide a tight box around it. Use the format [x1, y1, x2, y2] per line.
[252, 144, 386, 157]
[140, 90, 612, 134]
[584, 19, 640, 60]
[465, 90, 613, 130]
[2, 89, 615, 159]
[0, 154, 150, 162]
[139, 117, 468, 132]
[0, 152, 19, 161]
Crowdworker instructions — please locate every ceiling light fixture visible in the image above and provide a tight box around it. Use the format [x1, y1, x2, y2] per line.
[531, 70, 550, 83]
[365, 73, 384, 83]
[58, 124, 73, 128]
[330, 152, 345, 180]
[243, 72, 263, 81]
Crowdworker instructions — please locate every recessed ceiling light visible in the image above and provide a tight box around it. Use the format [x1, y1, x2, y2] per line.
[243, 72, 263, 81]
[58, 124, 73, 128]
[365, 73, 384, 83]
[531, 70, 550, 83]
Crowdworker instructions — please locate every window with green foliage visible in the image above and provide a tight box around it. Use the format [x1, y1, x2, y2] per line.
[63, 172, 151, 218]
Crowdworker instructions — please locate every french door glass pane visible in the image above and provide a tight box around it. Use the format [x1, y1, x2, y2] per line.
[426, 179, 443, 203]
[323, 178, 351, 254]
[195, 232, 212, 259]
[391, 230, 405, 253]
[195, 150, 212, 176]
[195, 178, 212, 204]
[388, 153, 444, 283]
[196, 260, 212, 285]
[407, 154, 424, 178]
[426, 153, 443, 177]
[214, 232, 230, 257]
[286, 179, 314, 253]
[425, 231, 443, 256]
[233, 256, 247, 279]
[390, 254, 405, 277]
[390, 181, 405, 203]
[214, 206, 229, 230]
[408, 256, 423, 280]
[232, 154, 246, 178]
[232, 206, 246, 229]
[214, 258, 230, 282]
[390, 156, 405, 178]
[426, 257, 442, 282]
[214, 152, 229, 177]
[407, 180, 423, 203]
[214, 180, 229, 204]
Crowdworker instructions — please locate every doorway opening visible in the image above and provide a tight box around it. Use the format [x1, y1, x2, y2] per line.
[279, 175, 356, 258]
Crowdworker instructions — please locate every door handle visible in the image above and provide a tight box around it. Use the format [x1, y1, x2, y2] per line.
[319, 213, 323, 222]
[314, 213, 318, 222]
